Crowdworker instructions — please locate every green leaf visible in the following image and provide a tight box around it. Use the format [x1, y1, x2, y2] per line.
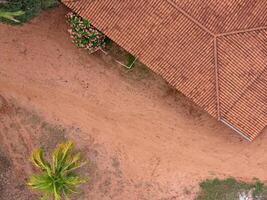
[0, 10, 25, 22]
[31, 148, 52, 175]
[82, 19, 89, 27]
[28, 174, 54, 193]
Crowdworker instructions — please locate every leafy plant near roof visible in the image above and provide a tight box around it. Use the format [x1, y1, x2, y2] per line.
[28, 141, 87, 200]
[0, 0, 58, 24]
[66, 12, 107, 53]
[126, 53, 136, 69]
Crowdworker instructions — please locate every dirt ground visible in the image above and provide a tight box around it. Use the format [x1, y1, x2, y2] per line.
[0, 6, 267, 200]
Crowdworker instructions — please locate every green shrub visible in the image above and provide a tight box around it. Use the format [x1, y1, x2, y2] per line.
[28, 141, 87, 200]
[254, 179, 264, 196]
[196, 177, 267, 200]
[66, 12, 106, 52]
[41, 0, 58, 10]
[0, 0, 42, 24]
[104, 37, 112, 46]
[126, 53, 136, 69]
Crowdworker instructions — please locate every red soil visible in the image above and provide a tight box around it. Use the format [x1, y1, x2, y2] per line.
[0, 6, 266, 200]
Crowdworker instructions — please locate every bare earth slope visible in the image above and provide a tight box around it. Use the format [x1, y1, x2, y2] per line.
[0, 6, 266, 200]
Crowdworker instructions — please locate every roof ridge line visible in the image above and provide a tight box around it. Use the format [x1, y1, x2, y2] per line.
[166, 0, 214, 36]
[217, 26, 267, 37]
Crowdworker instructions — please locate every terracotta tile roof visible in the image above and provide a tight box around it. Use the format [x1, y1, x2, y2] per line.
[62, 0, 267, 141]
[173, 0, 267, 33]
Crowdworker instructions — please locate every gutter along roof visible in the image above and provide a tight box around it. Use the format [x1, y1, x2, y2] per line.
[62, 0, 267, 141]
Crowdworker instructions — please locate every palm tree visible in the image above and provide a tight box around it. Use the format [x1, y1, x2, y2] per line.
[28, 141, 87, 200]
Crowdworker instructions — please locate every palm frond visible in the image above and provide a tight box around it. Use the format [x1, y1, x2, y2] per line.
[28, 173, 54, 193]
[52, 141, 73, 174]
[0, 11, 24, 22]
[62, 152, 87, 174]
[62, 174, 86, 195]
[53, 181, 61, 200]
[31, 148, 52, 176]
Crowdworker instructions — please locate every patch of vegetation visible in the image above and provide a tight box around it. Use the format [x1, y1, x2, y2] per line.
[0, 0, 58, 24]
[28, 141, 87, 200]
[0, 0, 42, 24]
[97, 40, 150, 79]
[0, 10, 24, 22]
[104, 36, 112, 46]
[126, 53, 136, 69]
[66, 12, 106, 53]
[41, 0, 58, 10]
[196, 178, 267, 200]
